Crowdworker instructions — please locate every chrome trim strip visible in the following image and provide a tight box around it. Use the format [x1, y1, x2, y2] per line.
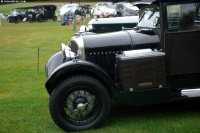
[182, 89, 200, 92]
[181, 89, 200, 97]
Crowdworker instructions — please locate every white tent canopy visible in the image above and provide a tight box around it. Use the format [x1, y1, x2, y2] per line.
[59, 4, 78, 16]
[0, 13, 6, 19]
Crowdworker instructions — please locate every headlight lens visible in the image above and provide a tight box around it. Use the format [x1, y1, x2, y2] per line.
[61, 43, 76, 61]
[88, 24, 93, 31]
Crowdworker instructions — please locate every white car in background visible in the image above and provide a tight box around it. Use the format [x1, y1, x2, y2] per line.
[113, 2, 139, 16]
[91, 2, 117, 18]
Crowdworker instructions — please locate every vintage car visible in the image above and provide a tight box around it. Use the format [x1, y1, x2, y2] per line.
[8, 5, 57, 23]
[45, 0, 200, 132]
[91, 2, 116, 18]
[85, 16, 139, 33]
[113, 2, 139, 16]
[7, 6, 35, 23]
[28, 5, 57, 22]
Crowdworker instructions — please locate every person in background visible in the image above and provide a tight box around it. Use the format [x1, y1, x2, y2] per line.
[12, 9, 18, 24]
[73, 6, 86, 32]
[74, 7, 86, 24]
[76, 0, 80, 4]
[61, 14, 68, 26]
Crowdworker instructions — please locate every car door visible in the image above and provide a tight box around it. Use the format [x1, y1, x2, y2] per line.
[164, 2, 200, 77]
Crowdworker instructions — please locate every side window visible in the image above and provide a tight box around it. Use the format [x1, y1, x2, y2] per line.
[195, 4, 200, 23]
[167, 3, 200, 32]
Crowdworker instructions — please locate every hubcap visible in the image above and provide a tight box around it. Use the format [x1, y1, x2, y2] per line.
[77, 103, 88, 112]
[66, 90, 95, 118]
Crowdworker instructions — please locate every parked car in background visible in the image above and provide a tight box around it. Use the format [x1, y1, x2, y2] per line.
[29, 4, 57, 22]
[91, 2, 116, 18]
[39, 5, 57, 21]
[7, 6, 34, 23]
[113, 2, 139, 16]
[8, 4, 57, 23]
[86, 16, 139, 33]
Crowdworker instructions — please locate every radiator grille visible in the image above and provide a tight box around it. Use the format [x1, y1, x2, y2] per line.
[86, 51, 123, 79]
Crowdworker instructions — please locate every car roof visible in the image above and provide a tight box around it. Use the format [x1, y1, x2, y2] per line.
[13, 6, 35, 10]
[34, 4, 57, 10]
[35, 4, 56, 7]
[13, 4, 57, 10]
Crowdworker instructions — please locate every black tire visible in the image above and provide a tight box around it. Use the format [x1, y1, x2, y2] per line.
[49, 75, 111, 132]
[37, 15, 43, 22]
[28, 14, 34, 23]
[43, 16, 48, 22]
[17, 16, 22, 22]
[53, 16, 57, 21]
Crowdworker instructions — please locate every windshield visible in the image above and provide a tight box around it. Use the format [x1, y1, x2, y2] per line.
[137, 5, 160, 28]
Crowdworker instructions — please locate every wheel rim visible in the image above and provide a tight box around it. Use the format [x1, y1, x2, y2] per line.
[60, 86, 101, 126]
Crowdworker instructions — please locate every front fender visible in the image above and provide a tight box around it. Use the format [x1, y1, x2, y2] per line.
[45, 60, 119, 97]
[45, 51, 64, 78]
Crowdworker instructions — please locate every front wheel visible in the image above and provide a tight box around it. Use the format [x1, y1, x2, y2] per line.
[49, 75, 111, 132]
[53, 16, 57, 21]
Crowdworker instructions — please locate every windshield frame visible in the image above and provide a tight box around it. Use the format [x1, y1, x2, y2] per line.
[137, 4, 160, 29]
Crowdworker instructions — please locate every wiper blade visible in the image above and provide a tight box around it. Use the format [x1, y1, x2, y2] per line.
[139, 11, 146, 22]
[148, 10, 155, 19]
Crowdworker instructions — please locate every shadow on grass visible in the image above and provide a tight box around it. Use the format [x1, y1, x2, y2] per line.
[106, 100, 200, 127]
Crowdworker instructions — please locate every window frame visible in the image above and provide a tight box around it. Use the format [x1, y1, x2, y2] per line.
[164, 1, 200, 32]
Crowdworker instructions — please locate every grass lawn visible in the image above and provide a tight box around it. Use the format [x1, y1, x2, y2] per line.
[1, 1, 200, 133]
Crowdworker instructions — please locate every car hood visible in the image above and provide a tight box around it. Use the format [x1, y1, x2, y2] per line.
[82, 29, 159, 53]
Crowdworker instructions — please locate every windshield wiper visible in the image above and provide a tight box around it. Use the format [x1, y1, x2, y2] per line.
[148, 10, 155, 20]
[139, 11, 146, 22]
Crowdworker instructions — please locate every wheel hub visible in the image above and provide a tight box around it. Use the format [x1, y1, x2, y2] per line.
[77, 103, 88, 112]
[66, 90, 95, 117]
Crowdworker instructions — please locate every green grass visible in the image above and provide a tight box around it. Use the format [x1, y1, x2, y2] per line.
[1, 1, 200, 133]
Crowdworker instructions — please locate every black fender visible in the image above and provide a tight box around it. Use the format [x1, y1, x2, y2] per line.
[45, 51, 64, 78]
[45, 59, 120, 98]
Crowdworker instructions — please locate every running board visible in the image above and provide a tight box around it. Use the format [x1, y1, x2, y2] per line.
[171, 88, 200, 100]
[181, 89, 200, 97]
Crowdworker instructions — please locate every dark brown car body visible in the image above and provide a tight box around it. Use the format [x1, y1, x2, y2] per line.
[45, 0, 200, 131]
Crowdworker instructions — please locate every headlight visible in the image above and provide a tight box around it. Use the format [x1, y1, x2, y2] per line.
[88, 24, 93, 31]
[79, 25, 89, 33]
[61, 43, 76, 61]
